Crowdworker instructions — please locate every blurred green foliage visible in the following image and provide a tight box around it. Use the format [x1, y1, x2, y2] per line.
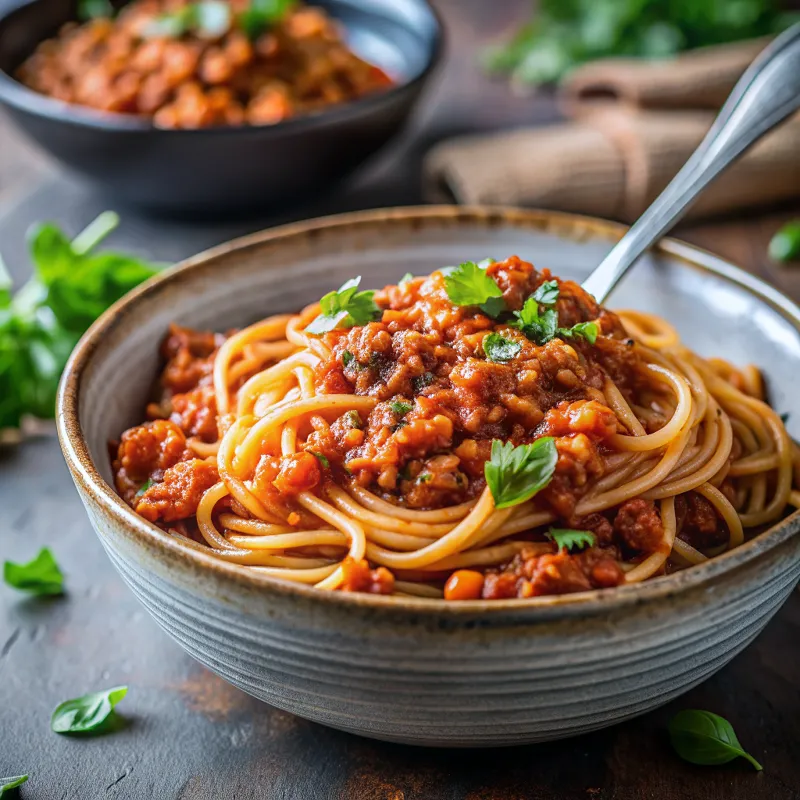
[484, 0, 799, 86]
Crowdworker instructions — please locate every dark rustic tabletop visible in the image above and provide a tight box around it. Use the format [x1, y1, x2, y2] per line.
[1, 2, 799, 798]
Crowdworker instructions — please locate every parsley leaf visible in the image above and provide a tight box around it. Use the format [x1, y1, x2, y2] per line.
[547, 529, 597, 552]
[238, 0, 295, 40]
[306, 277, 381, 335]
[390, 401, 413, 416]
[3, 548, 64, 596]
[483, 332, 521, 363]
[558, 320, 599, 345]
[669, 710, 763, 771]
[484, 438, 558, 509]
[0, 775, 28, 796]
[510, 297, 558, 345]
[444, 261, 503, 309]
[51, 686, 128, 735]
[78, 0, 114, 20]
[342, 350, 355, 369]
[768, 220, 800, 262]
[143, 0, 232, 39]
[532, 280, 559, 306]
[312, 452, 330, 469]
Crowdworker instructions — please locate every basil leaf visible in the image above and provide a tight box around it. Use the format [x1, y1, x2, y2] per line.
[312, 452, 330, 469]
[559, 320, 599, 345]
[669, 710, 763, 771]
[532, 280, 559, 306]
[484, 438, 558, 509]
[3, 548, 64, 596]
[78, 0, 114, 20]
[51, 686, 128, 735]
[238, 0, 295, 40]
[390, 400, 413, 416]
[444, 261, 503, 308]
[547, 528, 596, 552]
[768, 220, 800, 262]
[306, 277, 381, 335]
[483, 332, 521, 363]
[0, 776, 28, 796]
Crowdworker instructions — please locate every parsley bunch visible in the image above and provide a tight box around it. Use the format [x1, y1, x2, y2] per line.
[0, 212, 160, 433]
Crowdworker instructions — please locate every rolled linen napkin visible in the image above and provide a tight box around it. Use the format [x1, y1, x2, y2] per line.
[423, 38, 800, 223]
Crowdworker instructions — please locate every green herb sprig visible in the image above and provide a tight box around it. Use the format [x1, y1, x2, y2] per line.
[547, 529, 597, 552]
[482, 332, 521, 363]
[239, 0, 295, 40]
[306, 277, 381, 335]
[3, 548, 64, 596]
[78, 0, 115, 20]
[484, 438, 558, 509]
[143, 1, 233, 39]
[0, 212, 160, 433]
[444, 260, 505, 317]
[390, 400, 413, 416]
[51, 686, 128, 736]
[483, 0, 797, 87]
[0, 776, 28, 797]
[669, 710, 763, 771]
[510, 281, 599, 346]
[768, 220, 800, 262]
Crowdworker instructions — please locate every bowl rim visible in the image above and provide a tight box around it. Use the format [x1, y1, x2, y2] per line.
[56, 205, 800, 619]
[0, 0, 443, 135]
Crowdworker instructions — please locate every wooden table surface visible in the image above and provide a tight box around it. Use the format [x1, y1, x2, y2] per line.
[1, 2, 799, 798]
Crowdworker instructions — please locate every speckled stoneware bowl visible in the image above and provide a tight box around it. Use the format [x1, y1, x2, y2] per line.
[57, 207, 800, 747]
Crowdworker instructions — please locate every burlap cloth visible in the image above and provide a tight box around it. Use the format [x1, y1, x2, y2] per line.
[424, 39, 800, 222]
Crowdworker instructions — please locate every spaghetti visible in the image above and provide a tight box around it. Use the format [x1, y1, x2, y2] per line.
[112, 256, 800, 600]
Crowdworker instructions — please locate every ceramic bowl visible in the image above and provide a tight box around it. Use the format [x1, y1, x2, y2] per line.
[0, 0, 441, 215]
[57, 207, 800, 746]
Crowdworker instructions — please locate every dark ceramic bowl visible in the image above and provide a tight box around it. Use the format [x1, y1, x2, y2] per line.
[0, 0, 441, 215]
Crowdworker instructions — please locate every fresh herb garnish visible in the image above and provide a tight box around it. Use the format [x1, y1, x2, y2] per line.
[306, 277, 381, 335]
[312, 452, 330, 469]
[483, 0, 795, 87]
[3, 548, 64, 596]
[135, 478, 153, 498]
[669, 710, 763, 771]
[390, 400, 413, 416]
[342, 350, 355, 369]
[444, 261, 503, 311]
[78, 0, 115, 20]
[511, 283, 599, 346]
[398, 272, 413, 287]
[547, 529, 597, 552]
[482, 332, 521, 363]
[768, 220, 800, 262]
[559, 320, 599, 345]
[510, 295, 558, 346]
[51, 686, 128, 736]
[0, 212, 160, 432]
[484, 438, 558, 509]
[532, 279, 559, 306]
[143, 1, 233, 39]
[0, 776, 28, 796]
[412, 372, 435, 392]
[239, 0, 295, 40]
[418, 473, 433, 483]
